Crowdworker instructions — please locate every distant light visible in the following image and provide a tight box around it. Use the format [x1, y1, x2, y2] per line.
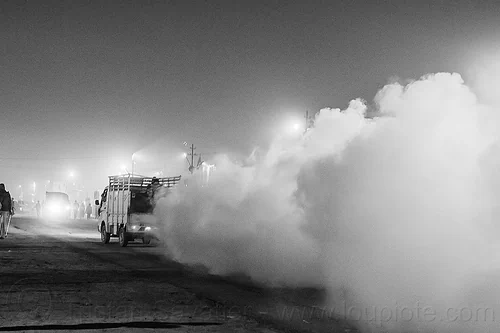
[282, 120, 303, 135]
[183, 153, 187, 158]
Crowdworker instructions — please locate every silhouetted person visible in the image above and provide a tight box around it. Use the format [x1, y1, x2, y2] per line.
[79, 202, 85, 218]
[147, 177, 162, 206]
[85, 203, 92, 219]
[35, 201, 41, 218]
[73, 200, 79, 219]
[0, 184, 13, 239]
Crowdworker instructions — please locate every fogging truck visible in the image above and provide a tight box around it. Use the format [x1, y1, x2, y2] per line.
[96, 174, 181, 247]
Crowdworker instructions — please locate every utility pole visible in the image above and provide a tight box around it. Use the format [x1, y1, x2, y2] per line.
[131, 153, 136, 177]
[304, 110, 314, 132]
[183, 142, 216, 175]
[187, 143, 197, 174]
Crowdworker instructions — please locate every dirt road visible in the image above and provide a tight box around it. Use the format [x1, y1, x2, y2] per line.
[0, 215, 356, 333]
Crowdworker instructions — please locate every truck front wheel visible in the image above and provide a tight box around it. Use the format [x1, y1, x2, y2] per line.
[119, 227, 128, 247]
[100, 223, 110, 244]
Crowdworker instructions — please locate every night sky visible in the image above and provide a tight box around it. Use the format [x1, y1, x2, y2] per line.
[1, 0, 500, 197]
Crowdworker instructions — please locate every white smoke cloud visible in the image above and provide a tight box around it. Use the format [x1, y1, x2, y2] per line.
[468, 53, 500, 107]
[155, 72, 500, 332]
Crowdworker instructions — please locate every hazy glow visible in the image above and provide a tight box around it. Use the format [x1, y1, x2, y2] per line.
[284, 119, 303, 134]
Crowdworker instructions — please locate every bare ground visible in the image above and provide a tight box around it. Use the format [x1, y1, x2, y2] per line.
[0, 215, 356, 333]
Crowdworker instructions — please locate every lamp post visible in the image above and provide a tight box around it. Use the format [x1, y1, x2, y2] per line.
[68, 171, 75, 196]
[131, 153, 136, 177]
[32, 182, 36, 203]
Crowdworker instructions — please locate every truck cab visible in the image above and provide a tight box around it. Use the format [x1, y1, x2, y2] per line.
[96, 174, 181, 247]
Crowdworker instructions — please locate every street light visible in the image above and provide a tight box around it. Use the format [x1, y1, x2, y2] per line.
[121, 165, 130, 175]
[282, 121, 303, 136]
[67, 171, 76, 195]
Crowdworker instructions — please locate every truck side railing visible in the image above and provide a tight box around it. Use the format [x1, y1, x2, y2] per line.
[107, 175, 130, 226]
[106, 174, 182, 228]
[108, 175, 182, 189]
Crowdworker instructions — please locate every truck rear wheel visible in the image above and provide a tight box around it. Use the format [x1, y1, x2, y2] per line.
[119, 227, 128, 247]
[100, 223, 110, 244]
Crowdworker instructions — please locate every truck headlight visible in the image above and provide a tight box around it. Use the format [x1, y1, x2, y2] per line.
[145, 227, 151, 231]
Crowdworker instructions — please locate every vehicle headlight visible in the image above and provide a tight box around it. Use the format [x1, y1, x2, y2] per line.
[48, 204, 60, 213]
[145, 227, 151, 231]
